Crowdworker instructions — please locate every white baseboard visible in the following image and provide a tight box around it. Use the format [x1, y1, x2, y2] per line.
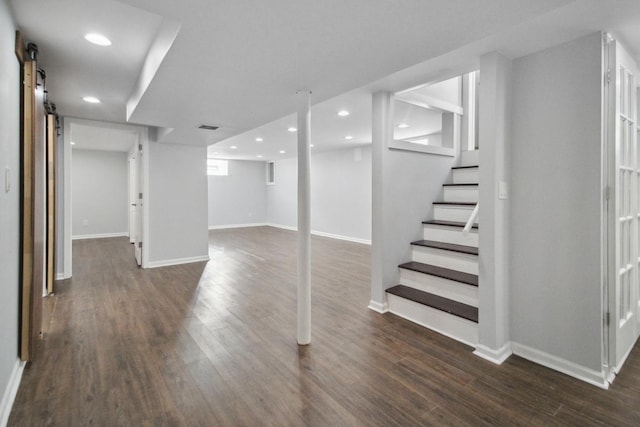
[511, 342, 608, 389]
[208, 223, 267, 230]
[55, 273, 65, 281]
[0, 359, 25, 427]
[147, 255, 210, 269]
[72, 232, 128, 240]
[368, 300, 389, 313]
[474, 342, 512, 365]
[266, 223, 297, 232]
[311, 230, 371, 245]
[266, 223, 371, 245]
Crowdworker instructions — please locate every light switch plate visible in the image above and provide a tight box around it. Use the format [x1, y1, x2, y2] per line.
[499, 181, 508, 200]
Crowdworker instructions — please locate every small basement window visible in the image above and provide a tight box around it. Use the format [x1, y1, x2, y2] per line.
[266, 161, 275, 184]
[207, 158, 228, 176]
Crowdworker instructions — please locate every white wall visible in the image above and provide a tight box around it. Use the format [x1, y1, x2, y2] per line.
[71, 149, 128, 237]
[208, 160, 266, 227]
[509, 32, 603, 371]
[148, 143, 209, 265]
[266, 146, 372, 242]
[0, 0, 22, 420]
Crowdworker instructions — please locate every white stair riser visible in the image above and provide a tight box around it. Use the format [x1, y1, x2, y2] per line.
[434, 205, 479, 223]
[399, 268, 478, 307]
[387, 294, 478, 346]
[423, 225, 478, 247]
[452, 169, 479, 184]
[411, 246, 478, 275]
[443, 187, 478, 203]
[459, 150, 479, 167]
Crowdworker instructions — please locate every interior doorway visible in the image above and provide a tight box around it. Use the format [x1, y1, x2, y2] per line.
[61, 119, 149, 275]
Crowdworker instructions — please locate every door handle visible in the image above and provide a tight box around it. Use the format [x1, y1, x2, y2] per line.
[131, 203, 137, 206]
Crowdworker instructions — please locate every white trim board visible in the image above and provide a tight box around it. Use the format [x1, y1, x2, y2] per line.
[72, 232, 128, 240]
[474, 342, 512, 365]
[388, 140, 455, 157]
[147, 255, 210, 269]
[511, 342, 609, 389]
[368, 300, 389, 313]
[0, 359, 25, 427]
[208, 223, 267, 230]
[266, 223, 372, 245]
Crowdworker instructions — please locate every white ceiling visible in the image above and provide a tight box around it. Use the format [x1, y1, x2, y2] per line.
[9, 0, 640, 160]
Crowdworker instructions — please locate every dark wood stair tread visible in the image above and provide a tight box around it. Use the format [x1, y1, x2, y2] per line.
[411, 240, 478, 255]
[442, 183, 478, 187]
[399, 261, 478, 286]
[433, 202, 477, 206]
[452, 165, 479, 170]
[386, 285, 478, 323]
[422, 219, 478, 229]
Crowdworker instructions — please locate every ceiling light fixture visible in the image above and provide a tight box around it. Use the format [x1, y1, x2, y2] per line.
[83, 96, 101, 104]
[84, 33, 112, 46]
[279, 150, 286, 154]
[397, 123, 409, 128]
[287, 127, 297, 132]
[230, 146, 237, 150]
[338, 110, 350, 117]
[256, 155, 263, 158]
[70, 142, 76, 145]
[310, 144, 315, 148]
[345, 135, 353, 140]
[255, 137, 263, 142]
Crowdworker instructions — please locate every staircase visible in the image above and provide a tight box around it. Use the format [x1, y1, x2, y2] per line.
[386, 150, 479, 346]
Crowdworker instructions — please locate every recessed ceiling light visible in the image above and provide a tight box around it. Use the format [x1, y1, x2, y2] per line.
[397, 123, 409, 128]
[256, 155, 263, 158]
[84, 33, 112, 46]
[83, 96, 100, 104]
[279, 150, 286, 154]
[310, 144, 315, 148]
[338, 110, 350, 117]
[288, 127, 297, 132]
[230, 146, 237, 150]
[70, 142, 76, 145]
[255, 137, 263, 142]
[345, 135, 353, 140]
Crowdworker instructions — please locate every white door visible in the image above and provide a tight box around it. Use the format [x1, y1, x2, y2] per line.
[128, 157, 136, 244]
[134, 143, 143, 266]
[607, 37, 639, 373]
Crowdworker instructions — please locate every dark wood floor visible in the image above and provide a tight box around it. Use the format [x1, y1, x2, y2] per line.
[8, 226, 640, 426]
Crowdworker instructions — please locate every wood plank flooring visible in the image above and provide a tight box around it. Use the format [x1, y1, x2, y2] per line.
[8, 226, 640, 426]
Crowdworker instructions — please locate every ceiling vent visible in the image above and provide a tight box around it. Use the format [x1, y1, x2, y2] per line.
[198, 124, 219, 131]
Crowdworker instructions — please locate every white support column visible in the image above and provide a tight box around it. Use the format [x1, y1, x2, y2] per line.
[370, 91, 394, 313]
[296, 90, 311, 345]
[474, 52, 513, 364]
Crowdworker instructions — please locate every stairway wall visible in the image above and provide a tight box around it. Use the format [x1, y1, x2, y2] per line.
[509, 32, 603, 372]
[370, 91, 455, 307]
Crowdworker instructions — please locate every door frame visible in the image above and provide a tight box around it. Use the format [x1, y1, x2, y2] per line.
[61, 119, 149, 274]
